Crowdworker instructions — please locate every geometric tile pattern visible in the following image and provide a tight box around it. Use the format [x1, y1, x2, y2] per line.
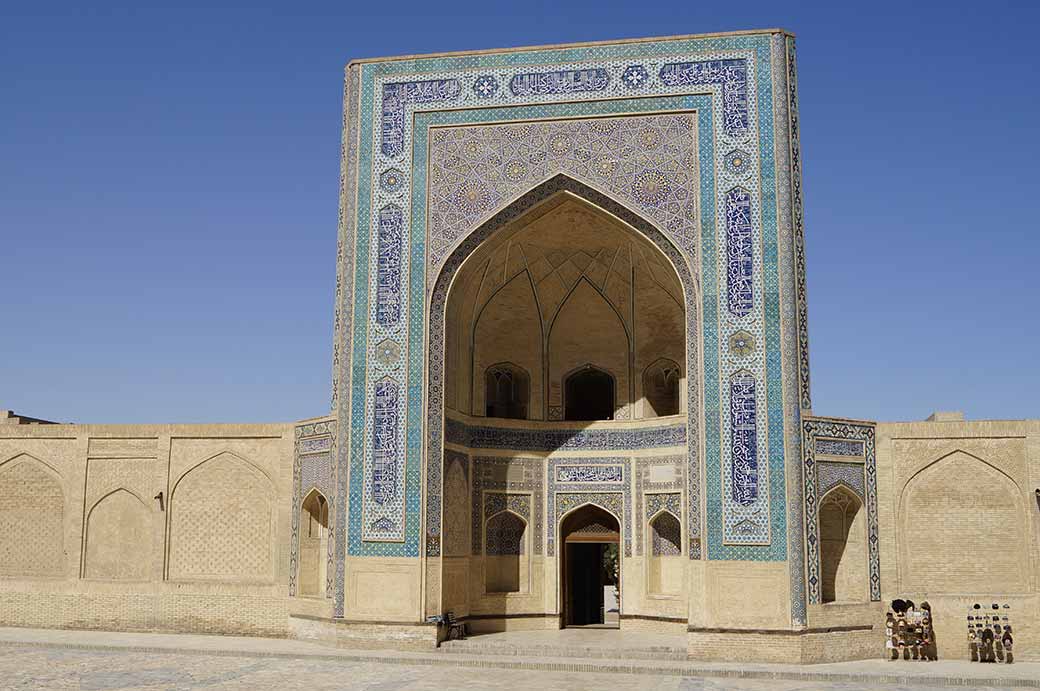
[333, 34, 804, 600]
[817, 461, 865, 499]
[635, 456, 684, 556]
[546, 457, 631, 557]
[770, 32, 808, 628]
[445, 417, 686, 451]
[484, 493, 531, 556]
[650, 510, 683, 556]
[645, 491, 683, 521]
[801, 417, 879, 604]
[786, 36, 812, 412]
[332, 63, 361, 617]
[485, 509, 526, 556]
[425, 113, 701, 275]
[470, 457, 544, 556]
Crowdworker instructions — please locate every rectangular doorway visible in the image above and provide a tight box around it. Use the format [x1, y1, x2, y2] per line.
[564, 541, 619, 628]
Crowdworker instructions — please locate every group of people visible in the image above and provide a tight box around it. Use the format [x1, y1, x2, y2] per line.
[968, 603, 1014, 664]
[885, 599, 937, 661]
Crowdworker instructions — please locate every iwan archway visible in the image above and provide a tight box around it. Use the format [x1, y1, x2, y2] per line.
[428, 174, 698, 627]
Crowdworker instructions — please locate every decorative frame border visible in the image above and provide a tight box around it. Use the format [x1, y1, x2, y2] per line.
[635, 455, 685, 555]
[547, 456, 631, 557]
[801, 416, 880, 604]
[331, 30, 807, 614]
[470, 456, 545, 556]
[290, 419, 336, 598]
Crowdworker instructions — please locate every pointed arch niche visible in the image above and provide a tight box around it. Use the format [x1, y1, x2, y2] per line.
[298, 488, 330, 597]
[442, 186, 686, 423]
[818, 486, 868, 603]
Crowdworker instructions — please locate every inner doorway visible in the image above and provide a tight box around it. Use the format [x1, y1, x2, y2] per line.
[560, 504, 620, 628]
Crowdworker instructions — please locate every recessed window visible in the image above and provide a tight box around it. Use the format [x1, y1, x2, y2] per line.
[643, 359, 681, 417]
[485, 363, 529, 420]
[564, 366, 615, 421]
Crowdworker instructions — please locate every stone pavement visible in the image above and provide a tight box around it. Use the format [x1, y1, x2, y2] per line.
[0, 627, 1036, 690]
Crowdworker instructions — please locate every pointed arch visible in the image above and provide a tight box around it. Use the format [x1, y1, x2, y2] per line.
[426, 172, 702, 579]
[648, 509, 682, 556]
[168, 450, 275, 582]
[897, 449, 1028, 593]
[484, 509, 527, 593]
[298, 487, 330, 597]
[83, 488, 152, 580]
[642, 357, 682, 418]
[559, 501, 622, 541]
[0, 452, 65, 577]
[818, 485, 866, 603]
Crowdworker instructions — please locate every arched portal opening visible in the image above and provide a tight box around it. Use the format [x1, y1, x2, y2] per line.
[428, 175, 698, 623]
[298, 489, 329, 598]
[442, 191, 686, 423]
[560, 504, 620, 628]
[818, 486, 867, 603]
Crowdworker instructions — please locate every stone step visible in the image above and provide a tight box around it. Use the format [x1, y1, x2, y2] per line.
[439, 639, 689, 661]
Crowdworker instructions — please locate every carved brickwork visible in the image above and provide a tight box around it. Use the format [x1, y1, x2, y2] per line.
[0, 456, 64, 577]
[169, 453, 274, 581]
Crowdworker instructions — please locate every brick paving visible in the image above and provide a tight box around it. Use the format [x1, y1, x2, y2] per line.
[0, 627, 1036, 690]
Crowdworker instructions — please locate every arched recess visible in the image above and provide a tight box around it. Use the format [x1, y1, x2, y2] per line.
[484, 510, 527, 593]
[471, 273, 543, 419]
[648, 510, 682, 595]
[298, 488, 329, 597]
[442, 457, 470, 558]
[484, 362, 531, 420]
[898, 450, 1028, 593]
[642, 358, 682, 418]
[426, 174, 701, 611]
[0, 453, 64, 578]
[83, 488, 152, 580]
[168, 451, 275, 582]
[818, 486, 867, 603]
[550, 279, 630, 420]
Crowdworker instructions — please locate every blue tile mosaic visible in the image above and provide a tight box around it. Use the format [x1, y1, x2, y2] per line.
[332, 32, 803, 589]
[509, 68, 610, 96]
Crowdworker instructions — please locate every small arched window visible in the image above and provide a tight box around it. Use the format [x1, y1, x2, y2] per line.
[485, 363, 529, 420]
[643, 359, 681, 417]
[564, 366, 615, 421]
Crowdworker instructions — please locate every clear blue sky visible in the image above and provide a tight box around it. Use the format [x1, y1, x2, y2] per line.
[2, 1, 1036, 424]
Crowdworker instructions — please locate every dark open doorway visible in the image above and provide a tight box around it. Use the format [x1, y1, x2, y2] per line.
[560, 504, 620, 628]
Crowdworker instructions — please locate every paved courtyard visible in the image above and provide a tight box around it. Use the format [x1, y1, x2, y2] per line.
[0, 628, 1035, 691]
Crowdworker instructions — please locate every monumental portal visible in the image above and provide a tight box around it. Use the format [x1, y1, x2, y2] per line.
[1, 29, 1038, 663]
